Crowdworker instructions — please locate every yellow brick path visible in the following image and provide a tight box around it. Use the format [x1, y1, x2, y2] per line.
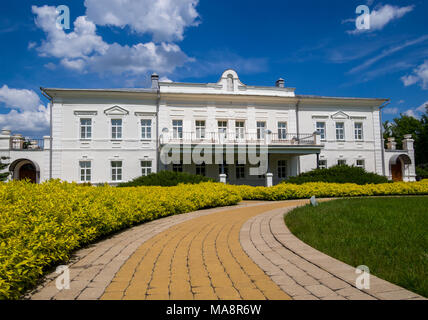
[101, 201, 304, 300]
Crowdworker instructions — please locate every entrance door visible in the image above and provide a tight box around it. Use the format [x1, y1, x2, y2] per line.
[19, 163, 37, 183]
[391, 163, 403, 182]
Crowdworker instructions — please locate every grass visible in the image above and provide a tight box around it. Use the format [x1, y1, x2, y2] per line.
[284, 197, 428, 298]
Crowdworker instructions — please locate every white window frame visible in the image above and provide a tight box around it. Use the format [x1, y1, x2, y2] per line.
[257, 121, 266, 140]
[172, 120, 183, 139]
[356, 159, 365, 169]
[79, 161, 91, 182]
[337, 159, 347, 166]
[319, 159, 327, 169]
[278, 122, 287, 140]
[141, 119, 152, 140]
[141, 160, 152, 176]
[218, 120, 228, 140]
[111, 119, 123, 140]
[80, 119, 92, 140]
[316, 122, 326, 140]
[336, 122, 345, 141]
[111, 161, 123, 182]
[354, 122, 364, 141]
[195, 120, 206, 139]
[235, 121, 245, 140]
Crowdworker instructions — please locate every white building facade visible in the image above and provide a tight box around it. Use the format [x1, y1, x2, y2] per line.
[0, 70, 416, 185]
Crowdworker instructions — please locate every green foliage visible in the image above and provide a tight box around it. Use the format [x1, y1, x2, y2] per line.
[118, 170, 214, 187]
[383, 105, 428, 166]
[0, 157, 10, 182]
[285, 197, 428, 298]
[284, 165, 389, 185]
[416, 165, 428, 179]
[0, 180, 241, 299]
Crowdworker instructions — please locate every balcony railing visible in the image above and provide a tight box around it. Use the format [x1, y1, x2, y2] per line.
[10, 137, 45, 151]
[161, 132, 319, 146]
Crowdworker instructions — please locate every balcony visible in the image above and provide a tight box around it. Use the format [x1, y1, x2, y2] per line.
[10, 137, 45, 151]
[160, 132, 320, 146]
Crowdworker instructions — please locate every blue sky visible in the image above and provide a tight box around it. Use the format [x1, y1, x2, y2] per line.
[0, 0, 427, 136]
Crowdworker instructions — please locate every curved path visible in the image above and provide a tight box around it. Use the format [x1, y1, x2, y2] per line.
[28, 200, 425, 300]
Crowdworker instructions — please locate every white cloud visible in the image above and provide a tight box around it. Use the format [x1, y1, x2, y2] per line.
[401, 61, 428, 89]
[160, 76, 173, 83]
[0, 85, 41, 111]
[32, 6, 108, 59]
[348, 4, 414, 34]
[28, 41, 37, 50]
[0, 86, 49, 135]
[404, 109, 417, 118]
[401, 101, 428, 119]
[383, 107, 399, 115]
[401, 74, 419, 86]
[32, 5, 191, 76]
[0, 105, 49, 134]
[84, 0, 200, 42]
[417, 101, 428, 113]
[348, 35, 428, 74]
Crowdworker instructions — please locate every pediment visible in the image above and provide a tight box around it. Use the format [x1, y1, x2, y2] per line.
[331, 111, 350, 120]
[104, 106, 129, 116]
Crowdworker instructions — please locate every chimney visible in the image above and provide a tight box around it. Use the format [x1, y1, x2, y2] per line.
[151, 73, 159, 89]
[275, 78, 285, 88]
[1, 129, 11, 136]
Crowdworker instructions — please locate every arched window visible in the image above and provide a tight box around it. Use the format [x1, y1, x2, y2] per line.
[227, 74, 234, 91]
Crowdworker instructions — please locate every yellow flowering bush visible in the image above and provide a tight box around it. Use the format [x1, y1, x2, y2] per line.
[0, 180, 241, 300]
[1, 179, 427, 300]
[233, 180, 428, 201]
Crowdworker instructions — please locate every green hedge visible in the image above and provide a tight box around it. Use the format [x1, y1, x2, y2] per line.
[0, 180, 240, 300]
[118, 171, 214, 187]
[285, 165, 389, 185]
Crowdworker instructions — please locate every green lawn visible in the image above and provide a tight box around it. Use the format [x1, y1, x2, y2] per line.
[284, 197, 428, 298]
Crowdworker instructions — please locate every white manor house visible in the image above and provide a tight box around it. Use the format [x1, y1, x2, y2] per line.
[0, 70, 416, 186]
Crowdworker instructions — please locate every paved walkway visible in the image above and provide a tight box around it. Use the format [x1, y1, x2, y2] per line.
[28, 200, 426, 300]
[241, 207, 425, 300]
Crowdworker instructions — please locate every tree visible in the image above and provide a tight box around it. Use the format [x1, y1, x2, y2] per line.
[383, 105, 428, 169]
[0, 156, 10, 182]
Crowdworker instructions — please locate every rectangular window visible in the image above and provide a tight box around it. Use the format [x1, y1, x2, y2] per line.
[235, 121, 245, 140]
[236, 163, 245, 179]
[173, 120, 183, 139]
[196, 163, 206, 176]
[257, 121, 266, 140]
[173, 163, 183, 173]
[218, 121, 228, 139]
[141, 161, 152, 176]
[316, 122, 326, 140]
[319, 160, 327, 169]
[79, 161, 91, 182]
[195, 120, 206, 139]
[111, 119, 122, 140]
[80, 119, 92, 140]
[356, 159, 365, 169]
[111, 161, 123, 181]
[336, 122, 345, 141]
[354, 123, 363, 141]
[278, 160, 287, 179]
[141, 119, 152, 139]
[278, 122, 287, 140]
[338, 159, 347, 166]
